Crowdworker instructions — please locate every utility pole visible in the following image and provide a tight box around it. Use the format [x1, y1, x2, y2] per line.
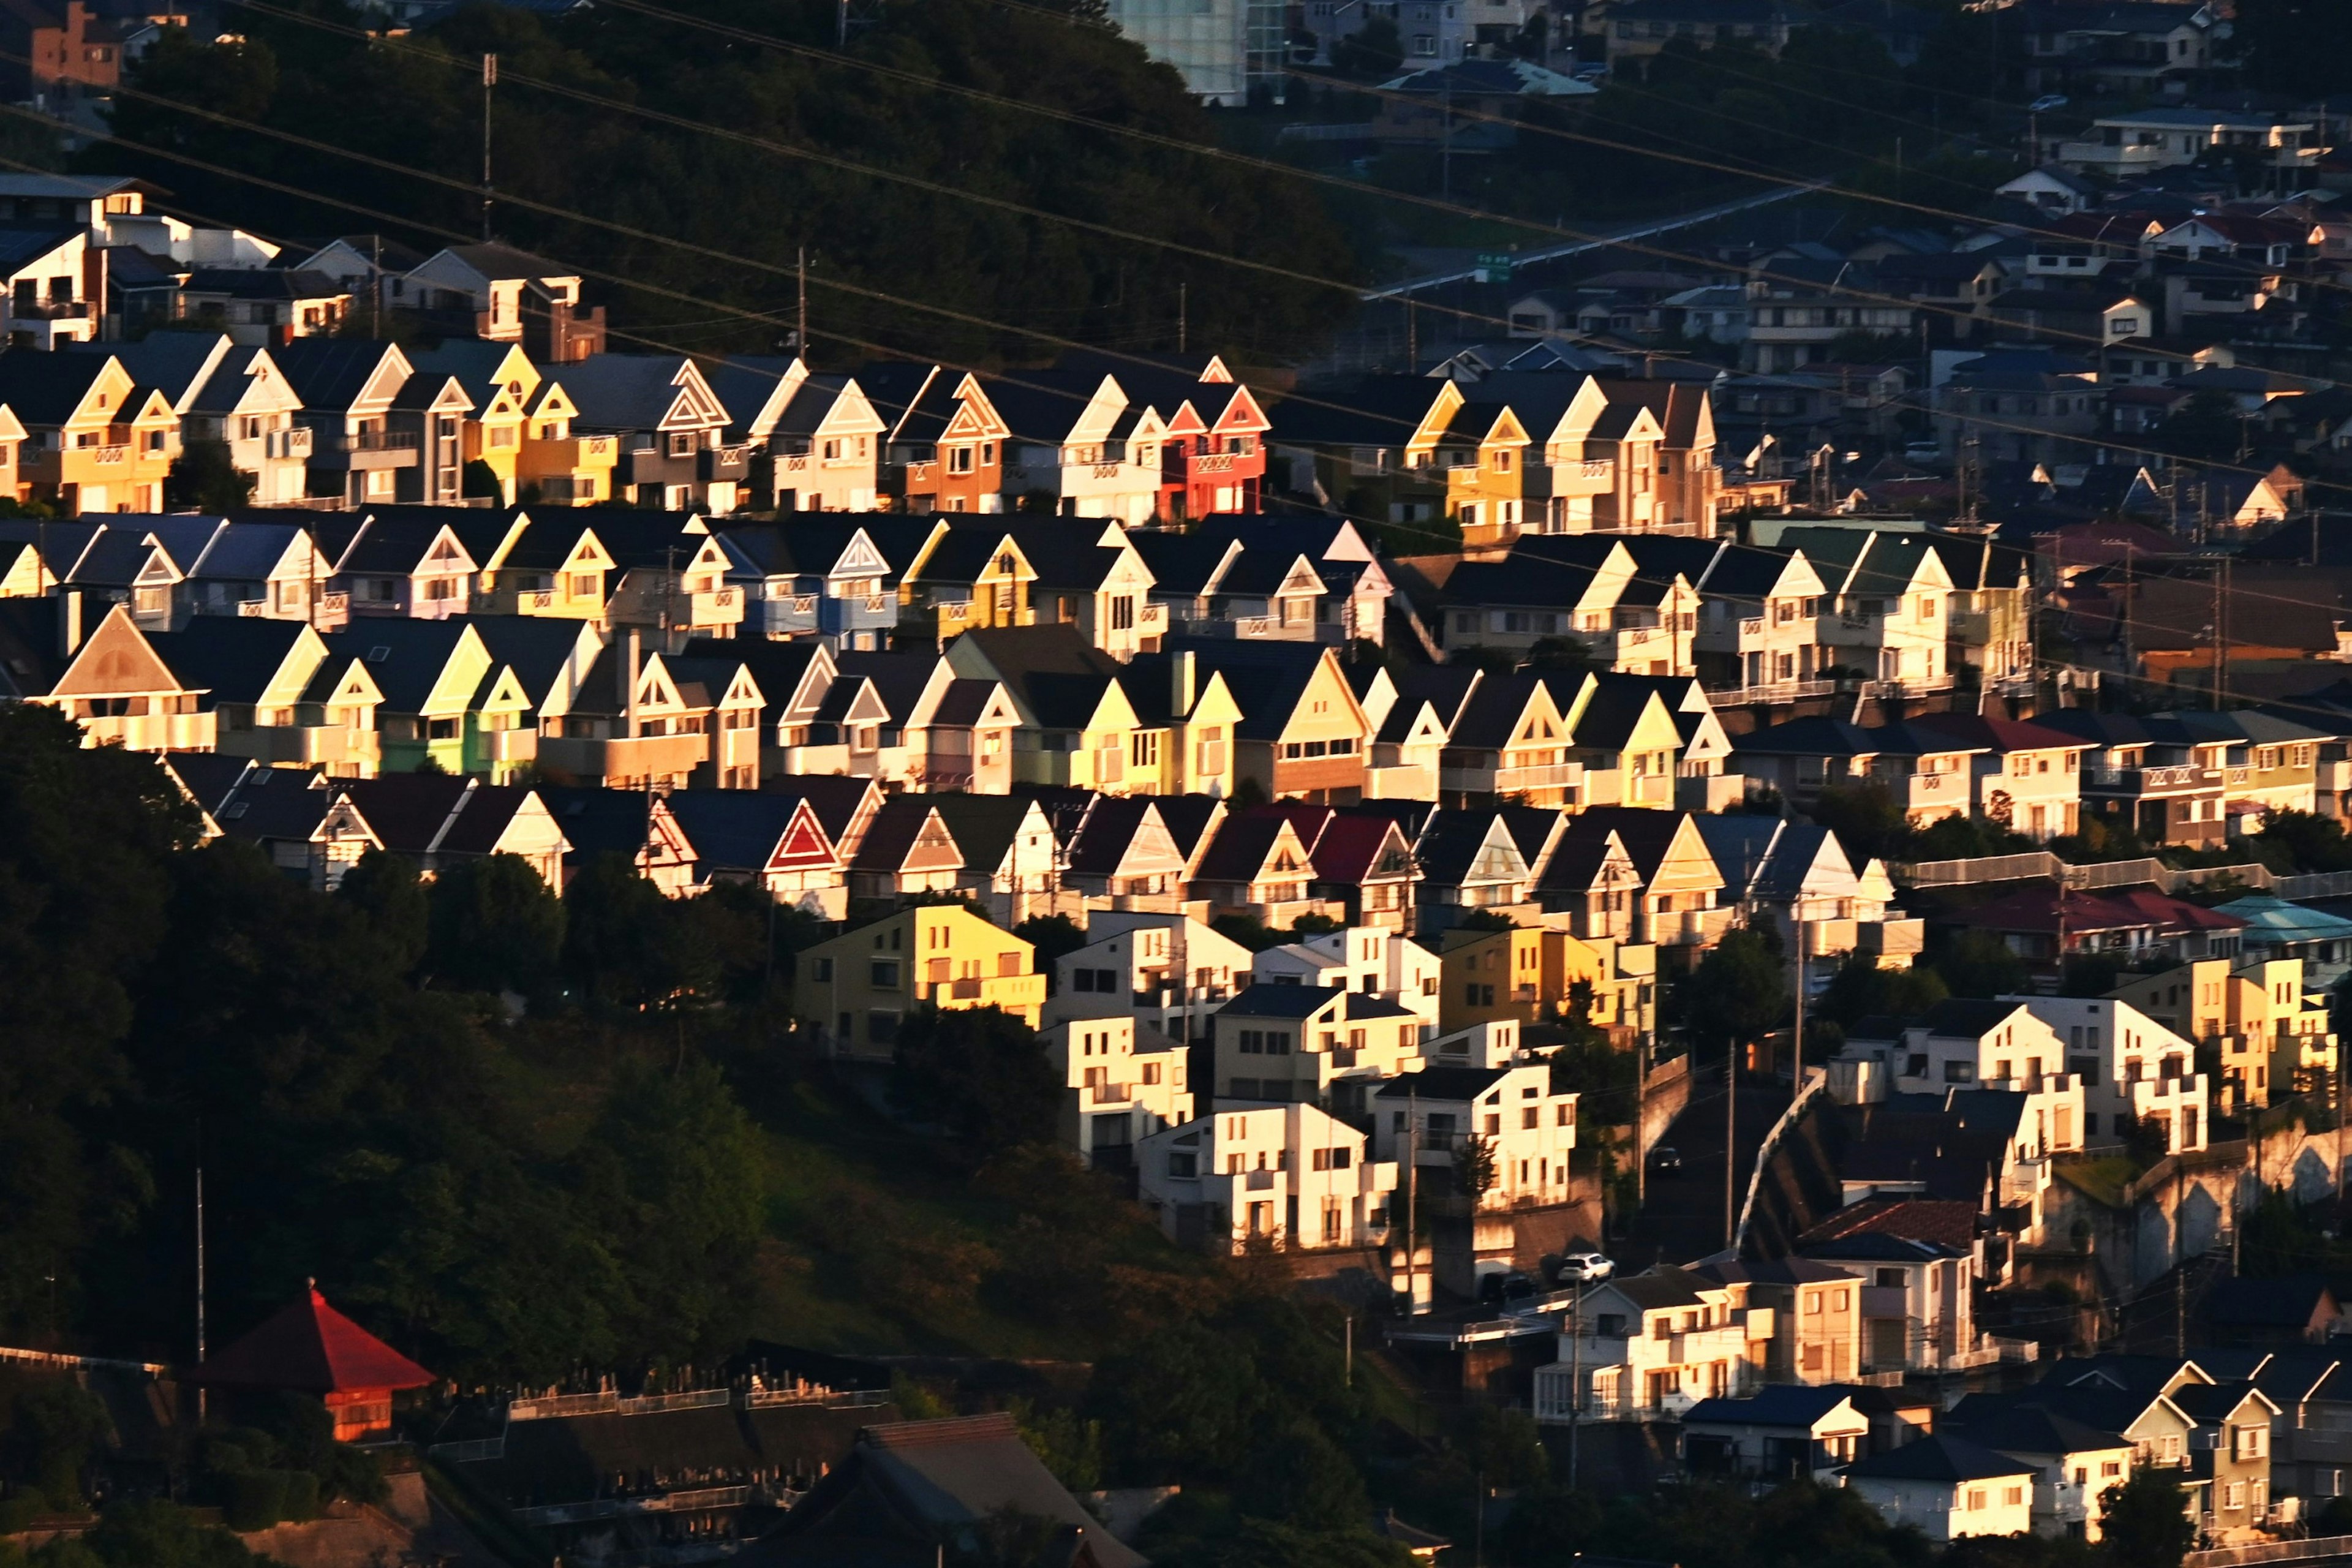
[1403, 1088, 1420, 1316]
[796, 247, 808, 356]
[2211, 558, 2227, 706]
[480, 54, 497, 241]
[1792, 916, 1806, 1103]
[1177, 282, 1187, 355]
[194, 1166, 208, 1425]
[1567, 1281, 1583, 1483]
[1725, 1042, 1737, 1251]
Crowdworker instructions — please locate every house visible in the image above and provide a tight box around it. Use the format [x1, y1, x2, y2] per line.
[511, 371, 619, 507]
[2110, 956, 2340, 1115]
[944, 627, 1239, 798]
[0, 223, 93, 350]
[1688, 1258, 1867, 1388]
[273, 341, 420, 508]
[1942, 1406, 2135, 1544]
[1002, 522, 1167, 662]
[1189, 813, 1338, 928]
[1531, 1267, 1765, 1423]
[3, 595, 214, 751]
[1210, 981, 1429, 1120]
[661, 787, 845, 917]
[2055, 110, 2318, 180]
[60, 520, 189, 630]
[1371, 1061, 1577, 1212]
[1069, 351, 1270, 522]
[178, 520, 335, 626]
[561, 354, 745, 513]
[1729, 717, 1991, 826]
[2201, 1276, 2343, 1349]
[212, 766, 382, 889]
[2207, 896, 2352, 989]
[403, 340, 543, 507]
[336, 773, 568, 888]
[1999, 995, 2212, 1155]
[718, 517, 937, 650]
[753, 1412, 1144, 1568]
[1692, 542, 1835, 704]
[1695, 815, 1920, 978]
[1680, 1386, 1871, 1481]
[1280, 806, 1423, 930]
[984, 369, 1158, 526]
[1843, 1436, 2038, 1545]
[791, 905, 1046, 1065]
[1907, 713, 2086, 841]
[85, 333, 309, 506]
[1253, 922, 1442, 1038]
[1134, 1103, 1398, 1255]
[538, 785, 699, 899]
[1043, 910, 1253, 1046]
[1175, 639, 1373, 803]
[2170, 1381, 2287, 1541]
[924, 793, 1061, 926]
[598, 514, 746, 647]
[2030, 710, 2226, 849]
[185, 1285, 433, 1444]
[318, 509, 478, 620]
[867, 363, 1011, 516]
[1041, 1014, 1193, 1171]
[1958, 888, 2245, 984]
[706, 356, 886, 513]
[148, 617, 380, 778]
[315, 617, 538, 779]
[175, 268, 349, 346]
[1794, 1201, 1981, 1376]
[387, 362, 476, 507]
[463, 508, 612, 620]
[0, 350, 173, 514]
[399, 243, 604, 362]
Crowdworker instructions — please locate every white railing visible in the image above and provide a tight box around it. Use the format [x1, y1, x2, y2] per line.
[428, 1436, 506, 1462]
[1893, 853, 2279, 894]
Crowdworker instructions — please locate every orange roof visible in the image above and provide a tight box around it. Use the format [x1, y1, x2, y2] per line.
[188, 1286, 435, 1393]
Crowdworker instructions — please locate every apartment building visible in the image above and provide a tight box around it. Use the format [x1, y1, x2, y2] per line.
[792, 906, 1046, 1065]
[1135, 1103, 1400, 1254]
[1371, 1062, 1578, 1212]
[1040, 1014, 1193, 1171]
[1209, 981, 1430, 1119]
[2109, 957, 2340, 1114]
[2002, 995, 2212, 1155]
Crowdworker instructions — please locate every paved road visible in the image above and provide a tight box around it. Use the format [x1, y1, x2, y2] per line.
[1611, 1068, 1799, 1272]
[1361, 179, 1833, 301]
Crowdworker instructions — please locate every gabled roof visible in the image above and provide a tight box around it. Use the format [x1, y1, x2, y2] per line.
[1683, 1385, 1861, 1431]
[1844, 1434, 2034, 1485]
[189, 1286, 435, 1393]
[145, 618, 314, 706]
[1945, 1405, 2128, 1460]
[1192, 815, 1311, 885]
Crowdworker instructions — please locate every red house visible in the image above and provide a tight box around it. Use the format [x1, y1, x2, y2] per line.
[189, 1285, 435, 1442]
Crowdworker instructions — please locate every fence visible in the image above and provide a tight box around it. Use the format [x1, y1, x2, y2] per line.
[1732, 1067, 1829, 1253]
[1893, 853, 2293, 895]
[2188, 1535, 2352, 1568]
[0, 1345, 168, 1376]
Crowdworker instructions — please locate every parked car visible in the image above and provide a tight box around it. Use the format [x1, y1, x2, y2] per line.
[1555, 1250, 1615, 1284]
[1478, 1270, 1540, 1305]
[2028, 94, 2069, 113]
[1648, 1145, 1684, 1176]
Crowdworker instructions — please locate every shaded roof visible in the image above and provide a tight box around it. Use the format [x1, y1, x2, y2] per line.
[2204, 1273, 2337, 1329]
[189, 1286, 434, 1392]
[145, 618, 310, 706]
[1193, 815, 1308, 884]
[1683, 1385, 1860, 1430]
[665, 788, 822, 876]
[1945, 1405, 2128, 1460]
[1844, 1434, 2034, 1484]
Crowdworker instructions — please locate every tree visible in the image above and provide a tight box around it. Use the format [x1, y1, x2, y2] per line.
[1329, 15, 1402, 77]
[562, 851, 677, 1007]
[164, 440, 256, 513]
[2233, 0, 2352, 98]
[2152, 391, 2242, 464]
[334, 848, 427, 974]
[1817, 952, 1947, 1032]
[1808, 781, 1910, 867]
[1, 1378, 111, 1507]
[1678, 927, 1788, 1060]
[888, 1005, 1060, 1156]
[2256, 809, 2352, 874]
[424, 853, 565, 995]
[1013, 913, 1087, 988]
[2098, 1467, 2194, 1568]
[1455, 1132, 1498, 1205]
[1926, 929, 2029, 1000]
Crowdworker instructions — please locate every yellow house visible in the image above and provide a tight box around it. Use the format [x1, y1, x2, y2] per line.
[904, 527, 1040, 642]
[471, 511, 618, 620]
[793, 904, 1047, 1064]
[944, 626, 1239, 797]
[1438, 922, 1657, 1039]
[2110, 956, 2340, 1112]
[515, 375, 619, 506]
[407, 341, 540, 503]
[1555, 673, 1691, 809]
[0, 354, 176, 514]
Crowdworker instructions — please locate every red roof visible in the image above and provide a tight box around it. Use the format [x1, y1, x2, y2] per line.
[1958, 885, 2245, 938]
[188, 1287, 435, 1393]
[1798, 1196, 1978, 1250]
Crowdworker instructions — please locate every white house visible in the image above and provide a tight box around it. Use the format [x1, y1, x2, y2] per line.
[1253, 924, 1443, 1038]
[1044, 911, 1255, 1045]
[1844, 1434, 2038, 1544]
[2001, 995, 2212, 1155]
[1680, 1386, 1871, 1482]
[1134, 1102, 1399, 1254]
[1040, 1014, 1194, 1171]
[1531, 1267, 1769, 1423]
[1371, 1062, 1577, 1212]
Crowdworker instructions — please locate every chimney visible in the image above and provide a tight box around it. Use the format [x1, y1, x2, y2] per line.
[621, 628, 641, 735]
[57, 589, 82, 657]
[1172, 649, 1196, 715]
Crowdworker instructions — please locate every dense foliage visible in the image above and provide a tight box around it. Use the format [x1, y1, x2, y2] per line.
[97, 0, 1358, 362]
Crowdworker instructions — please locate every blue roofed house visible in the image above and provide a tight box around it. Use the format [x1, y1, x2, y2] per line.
[2208, 896, 2352, 990]
[1680, 1385, 1871, 1482]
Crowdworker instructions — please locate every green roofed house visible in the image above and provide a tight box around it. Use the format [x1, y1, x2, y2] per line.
[2208, 895, 2352, 989]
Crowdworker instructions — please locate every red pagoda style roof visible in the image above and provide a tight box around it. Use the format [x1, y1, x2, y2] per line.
[187, 1286, 435, 1393]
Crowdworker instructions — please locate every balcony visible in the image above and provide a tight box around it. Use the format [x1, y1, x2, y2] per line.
[923, 972, 1046, 1014]
[223, 724, 379, 770]
[1856, 917, 1924, 959]
[1365, 762, 1436, 800]
[1087, 1081, 1134, 1104]
[1902, 772, 1964, 809]
[1653, 905, 1736, 946]
[312, 428, 420, 470]
[261, 428, 312, 460]
[2084, 764, 2222, 796]
[479, 728, 537, 764]
[536, 730, 709, 783]
[698, 445, 752, 483]
[2319, 760, 2352, 793]
[1193, 451, 1238, 475]
[518, 433, 617, 476]
[1494, 760, 1582, 794]
[1701, 679, 1838, 707]
[1860, 1285, 1907, 1318]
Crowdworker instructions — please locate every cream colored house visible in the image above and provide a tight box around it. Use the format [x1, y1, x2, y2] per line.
[1135, 1102, 1400, 1254]
[1042, 1014, 1194, 1169]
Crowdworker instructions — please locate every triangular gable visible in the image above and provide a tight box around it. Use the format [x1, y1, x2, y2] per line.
[1406, 380, 1469, 452]
[902, 808, 962, 872]
[561, 527, 619, 575]
[635, 656, 688, 714]
[419, 524, 480, 575]
[320, 655, 383, 708]
[51, 605, 185, 697]
[662, 361, 731, 431]
[1259, 818, 1314, 880]
[644, 797, 697, 872]
[1648, 815, 1731, 898]
[314, 791, 383, 851]
[1207, 382, 1271, 435]
[1274, 554, 1325, 598]
[352, 345, 417, 413]
[819, 377, 890, 440]
[944, 374, 1012, 442]
[418, 625, 495, 715]
[1111, 804, 1187, 880]
[478, 663, 535, 716]
[767, 799, 837, 872]
[132, 537, 185, 586]
[717, 664, 765, 710]
[1508, 684, 1569, 747]
[831, 527, 891, 581]
[528, 380, 580, 421]
[1464, 816, 1530, 884]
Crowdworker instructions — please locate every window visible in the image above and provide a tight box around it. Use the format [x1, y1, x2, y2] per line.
[2003, 1487, 2024, 1507]
[1110, 596, 1135, 630]
[1131, 731, 1160, 768]
[948, 445, 974, 474]
[870, 960, 900, 987]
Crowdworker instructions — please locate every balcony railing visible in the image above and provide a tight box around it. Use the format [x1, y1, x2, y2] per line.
[262, 428, 312, 459]
[2085, 764, 2222, 793]
[1703, 679, 1838, 706]
[1194, 451, 1237, 475]
[1492, 761, 1583, 793]
[1088, 1082, 1133, 1104]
